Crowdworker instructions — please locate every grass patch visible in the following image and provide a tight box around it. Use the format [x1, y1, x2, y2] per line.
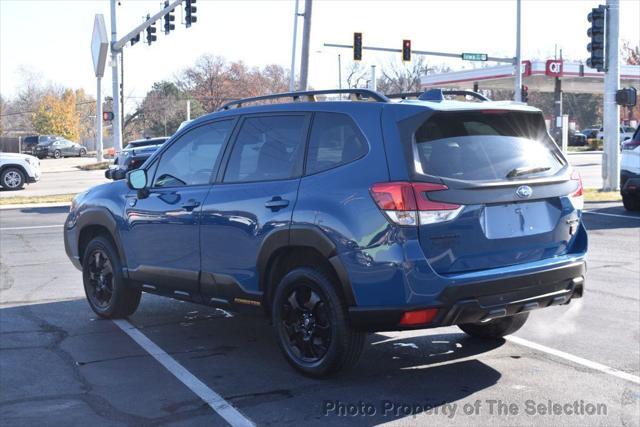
[567, 146, 597, 152]
[583, 188, 621, 202]
[0, 193, 76, 206]
[76, 161, 111, 171]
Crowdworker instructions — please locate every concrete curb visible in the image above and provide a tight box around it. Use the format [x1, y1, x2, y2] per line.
[0, 201, 71, 210]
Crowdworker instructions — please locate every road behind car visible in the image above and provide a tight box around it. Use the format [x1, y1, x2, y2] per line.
[0, 203, 638, 425]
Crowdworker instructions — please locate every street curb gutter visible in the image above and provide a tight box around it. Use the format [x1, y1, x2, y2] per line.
[0, 201, 71, 211]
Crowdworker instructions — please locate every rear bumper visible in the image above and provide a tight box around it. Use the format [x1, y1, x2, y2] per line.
[621, 171, 640, 196]
[348, 260, 585, 331]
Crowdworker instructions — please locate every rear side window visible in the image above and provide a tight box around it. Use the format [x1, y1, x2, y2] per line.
[413, 111, 565, 181]
[306, 113, 368, 175]
[224, 115, 307, 183]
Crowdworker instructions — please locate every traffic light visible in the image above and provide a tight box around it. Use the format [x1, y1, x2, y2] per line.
[587, 5, 607, 72]
[616, 87, 637, 107]
[402, 39, 411, 62]
[164, 1, 175, 34]
[103, 111, 114, 122]
[130, 33, 140, 46]
[146, 18, 157, 45]
[521, 85, 529, 103]
[185, 0, 197, 28]
[353, 32, 362, 61]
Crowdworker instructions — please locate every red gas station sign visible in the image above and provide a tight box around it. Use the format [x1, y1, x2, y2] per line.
[545, 60, 564, 77]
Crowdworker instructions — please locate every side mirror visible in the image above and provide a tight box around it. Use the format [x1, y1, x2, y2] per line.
[624, 136, 631, 141]
[126, 169, 150, 199]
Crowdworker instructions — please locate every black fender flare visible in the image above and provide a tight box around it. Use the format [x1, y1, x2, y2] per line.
[75, 207, 128, 272]
[256, 225, 356, 306]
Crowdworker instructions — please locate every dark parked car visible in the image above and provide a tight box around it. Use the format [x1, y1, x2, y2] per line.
[64, 89, 587, 377]
[35, 138, 87, 159]
[568, 130, 587, 146]
[106, 138, 167, 180]
[22, 135, 59, 155]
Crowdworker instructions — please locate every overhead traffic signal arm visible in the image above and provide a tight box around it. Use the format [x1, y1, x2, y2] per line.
[113, 0, 191, 51]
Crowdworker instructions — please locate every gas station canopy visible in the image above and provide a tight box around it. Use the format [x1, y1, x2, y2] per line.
[420, 60, 640, 94]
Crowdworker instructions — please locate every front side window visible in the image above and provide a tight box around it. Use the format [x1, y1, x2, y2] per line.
[223, 115, 307, 183]
[306, 112, 368, 175]
[412, 111, 565, 181]
[153, 120, 233, 188]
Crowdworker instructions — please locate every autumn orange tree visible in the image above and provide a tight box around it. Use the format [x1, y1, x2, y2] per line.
[32, 89, 81, 141]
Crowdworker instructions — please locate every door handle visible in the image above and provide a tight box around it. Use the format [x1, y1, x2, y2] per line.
[181, 199, 201, 211]
[264, 196, 289, 211]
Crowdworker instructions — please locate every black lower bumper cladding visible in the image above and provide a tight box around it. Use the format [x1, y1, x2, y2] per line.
[349, 261, 586, 332]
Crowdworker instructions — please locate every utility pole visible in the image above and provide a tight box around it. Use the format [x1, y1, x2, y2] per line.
[514, 0, 522, 102]
[289, 0, 300, 91]
[338, 53, 342, 89]
[110, 0, 123, 154]
[299, 0, 313, 91]
[370, 65, 377, 91]
[120, 49, 124, 129]
[603, 0, 620, 190]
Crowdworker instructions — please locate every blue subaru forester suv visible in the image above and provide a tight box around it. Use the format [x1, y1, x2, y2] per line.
[64, 89, 587, 377]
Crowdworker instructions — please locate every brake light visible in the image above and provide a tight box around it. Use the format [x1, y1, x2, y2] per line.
[569, 170, 584, 211]
[370, 182, 463, 226]
[399, 308, 439, 326]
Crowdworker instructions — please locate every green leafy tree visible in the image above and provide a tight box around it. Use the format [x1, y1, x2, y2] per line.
[32, 89, 80, 140]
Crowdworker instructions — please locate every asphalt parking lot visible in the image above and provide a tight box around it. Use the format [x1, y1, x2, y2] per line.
[0, 202, 638, 426]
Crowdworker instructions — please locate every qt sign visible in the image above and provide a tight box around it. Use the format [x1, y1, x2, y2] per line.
[545, 60, 564, 77]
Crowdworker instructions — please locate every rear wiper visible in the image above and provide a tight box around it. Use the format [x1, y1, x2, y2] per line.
[506, 166, 551, 178]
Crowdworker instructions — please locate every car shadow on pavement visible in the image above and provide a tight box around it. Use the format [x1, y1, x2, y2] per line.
[1, 296, 505, 426]
[18, 206, 70, 215]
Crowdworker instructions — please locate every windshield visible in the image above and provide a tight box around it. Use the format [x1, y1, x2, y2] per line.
[412, 110, 565, 181]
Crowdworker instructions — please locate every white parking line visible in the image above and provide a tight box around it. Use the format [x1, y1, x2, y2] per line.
[584, 211, 640, 220]
[112, 319, 255, 427]
[0, 224, 63, 231]
[507, 335, 640, 385]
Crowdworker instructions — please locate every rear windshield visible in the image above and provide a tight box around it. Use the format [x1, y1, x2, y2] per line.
[413, 111, 565, 181]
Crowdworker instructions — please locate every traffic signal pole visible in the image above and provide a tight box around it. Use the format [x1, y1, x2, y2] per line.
[110, 0, 123, 154]
[108, 0, 186, 154]
[514, 0, 522, 102]
[603, 0, 620, 191]
[299, 0, 313, 91]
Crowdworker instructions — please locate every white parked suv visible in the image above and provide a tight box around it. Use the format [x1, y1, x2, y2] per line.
[596, 125, 636, 146]
[620, 128, 640, 211]
[0, 152, 42, 190]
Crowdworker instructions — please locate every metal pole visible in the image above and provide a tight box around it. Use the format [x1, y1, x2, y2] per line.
[289, 0, 300, 92]
[299, 0, 312, 91]
[110, 0, 123, 154]
[370, 65, 377, 91]
[120, 49, 124, 129]
[514, 0, 522, 101]
[338, 53, 342, 89]
[186, 100, 191, 121]
[603, 0, 620, 190]
[96, 77, 103, 162]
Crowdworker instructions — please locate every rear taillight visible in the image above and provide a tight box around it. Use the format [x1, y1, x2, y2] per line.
[370, 182, 463, 226]
[399, 308, 439, 326]
[569, 170, 584, 211]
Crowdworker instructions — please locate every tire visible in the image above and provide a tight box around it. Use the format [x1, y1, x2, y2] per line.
[1, 167, 26, 190]
[458, 312, 529, 339]
[82, 235, 141, 318]
[272, 267, 366, 377]
[622, 194, 640, 211]
[79, 148, 87, 157]
[53, 150, 62, 159]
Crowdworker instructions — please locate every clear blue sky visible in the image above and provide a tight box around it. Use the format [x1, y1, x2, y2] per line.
[1, 0, 639, 114]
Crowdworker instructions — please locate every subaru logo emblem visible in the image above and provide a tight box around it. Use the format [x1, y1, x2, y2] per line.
[516, 185, 533, 199]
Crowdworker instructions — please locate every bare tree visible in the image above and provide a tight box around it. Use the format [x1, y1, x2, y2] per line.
[344, 62, 368, 89]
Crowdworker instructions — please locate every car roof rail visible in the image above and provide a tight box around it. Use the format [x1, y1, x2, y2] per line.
[387, 89, 490, 102]
[218, 89, 390, 111]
